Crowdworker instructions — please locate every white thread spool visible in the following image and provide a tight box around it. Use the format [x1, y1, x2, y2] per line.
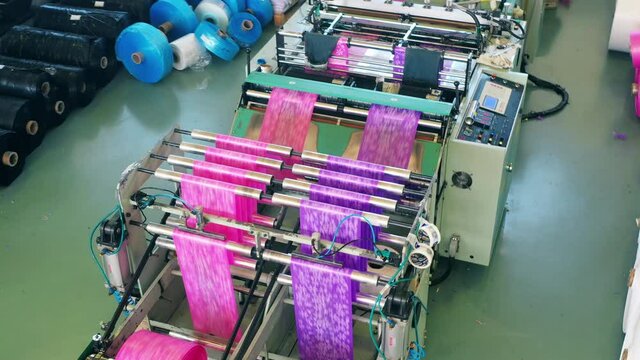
[195, 0, 232, 31]
[171, 33, 211, 70]
[409, 246, 434, 270]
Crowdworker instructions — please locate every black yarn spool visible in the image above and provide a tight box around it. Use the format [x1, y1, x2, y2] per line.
[59, 0, 152, 22]
[0, 130, 25, 186]
[0, 96, 46, 154]
[0, 26, 111, 72]
[34, 4, 133, 41]
[36, 87, 70, 127]
[0, 66, 53, 100]
[95, 54, 119, 87]
[0, 0, 32, 22]
[0, 55, 97, 108]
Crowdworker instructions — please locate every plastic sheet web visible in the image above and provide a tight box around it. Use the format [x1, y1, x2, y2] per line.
[324, 155, 398, 182]
[172, 229, 241, 341]
[258, 87, 318, 152]
[116, 330, 207, 360]
[290, 258, 354, 360]
[393, 46, 406, 80]
[204, 146, 267, 172]
[193, 159, 266, 191]
[299, 199, 375, 296]
[358, 104, 421, 168]
[316, 168, 390, 197]
[179, 174, 250, 243]
[309, 183, 372, 212]
[216, 134, 270, 157]
[328, 37, 349, 72]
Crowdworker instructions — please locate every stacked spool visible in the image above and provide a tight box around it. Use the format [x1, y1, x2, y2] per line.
[117, 0, 273, 84]
[0, 2, 145, 186]
[631, 31, 640, 117]
[0, 0, 32, 36]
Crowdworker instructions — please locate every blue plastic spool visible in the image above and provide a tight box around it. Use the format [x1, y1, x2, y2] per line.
[194, 22, 240, 61]
[116, 23, 173, 83]
[222, 0, 245, 14]
[246, 0, 273, 26]
[150, 0, 199, 41]
[227, 12, 262, 48]
[187, 0, 203, 6]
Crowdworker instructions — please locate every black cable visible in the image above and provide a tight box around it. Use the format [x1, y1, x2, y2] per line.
[311, 239, 359, 258]
[520, 57, 570, 121]
[430, 254, 453, 286]
[221, 257, 267, 358]
[100, 197, 177, 348]
[507, 20, 526, 40]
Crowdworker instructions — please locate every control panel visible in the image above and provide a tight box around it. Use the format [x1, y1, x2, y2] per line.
[457, 73, 524, 147]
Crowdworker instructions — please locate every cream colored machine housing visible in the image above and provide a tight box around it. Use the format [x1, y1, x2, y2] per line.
[439, 67, 528, 266]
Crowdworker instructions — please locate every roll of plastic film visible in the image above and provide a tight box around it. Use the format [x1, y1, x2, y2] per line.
[195, 22, 239, 61]
[222, 0, 245, 14]
[187, 0, 203, 7]
[59, 0, 153, 22]
[0, 130, 25, 186]
[150, 0, 199, 41]
[171, 33, 211, 70]
[227, 12, 262, 48]
[246, 0, 273, 26]
[0, 96, 44, 154]
[116, 23, 173, 83]
[195, 0, 232, 31]
[632, 31, 640, 69]
[0, 56, 96, 108]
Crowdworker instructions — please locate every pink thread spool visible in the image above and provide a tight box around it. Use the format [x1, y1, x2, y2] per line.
[631, 31, 640, 69]
[634, 69, 640, 117]
[116, 330, 207, 360]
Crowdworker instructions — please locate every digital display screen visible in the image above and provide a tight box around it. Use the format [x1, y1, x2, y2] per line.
[482, 95, 499, 110]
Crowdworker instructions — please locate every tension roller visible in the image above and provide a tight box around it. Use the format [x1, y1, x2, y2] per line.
[116, 0, 198, 83]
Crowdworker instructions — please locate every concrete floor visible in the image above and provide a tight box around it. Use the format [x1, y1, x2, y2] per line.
[0, 0, 638, 358]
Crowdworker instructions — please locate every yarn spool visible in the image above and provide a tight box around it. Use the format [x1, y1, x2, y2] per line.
[0, 55, 96, 108]
[116, 23, 174, 83]
[171, 33, 211, 70]
[635, 68, 640, 117]
[195, 21, 240, 61]
[34, 4, 133, 42]
[117, 0, 198, 83]
[150, 0, 199, 42]
[0, 66, 54, 100]
[0, 26, 111, 72]
[222, 0, 245, 14]
[227, 12, 262, 48]
[195, 0, 232, 31]
[0, 130, 25, 186]
[38, 87, 70, 127]
[246, 0, 273, 26]
[115, 330, 207, 360]
[0, 96, 46, 154]
[631, 30, 640, 69]
[59, 0, 153, 22]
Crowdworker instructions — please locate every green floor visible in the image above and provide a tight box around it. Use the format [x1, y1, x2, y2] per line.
[0, 1, 638, 358]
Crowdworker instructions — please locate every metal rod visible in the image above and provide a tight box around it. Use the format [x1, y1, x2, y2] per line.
[141, 223, 381, 286]
[244, 89, 443, 130]
[135, 203, 409, 257]
[169, 130, 431, 183]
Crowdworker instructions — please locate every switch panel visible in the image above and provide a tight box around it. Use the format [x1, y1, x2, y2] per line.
[457, 73, 524, 147]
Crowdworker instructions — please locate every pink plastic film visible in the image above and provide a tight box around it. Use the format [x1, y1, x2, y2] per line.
[172, 229, 241, 340]
[116, 330, 207, 360]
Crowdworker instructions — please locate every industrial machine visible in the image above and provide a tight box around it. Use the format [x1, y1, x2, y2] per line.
[79, 1, 530, 359]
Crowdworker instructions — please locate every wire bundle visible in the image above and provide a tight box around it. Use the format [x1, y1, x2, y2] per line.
[33, 4, 133, 42]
